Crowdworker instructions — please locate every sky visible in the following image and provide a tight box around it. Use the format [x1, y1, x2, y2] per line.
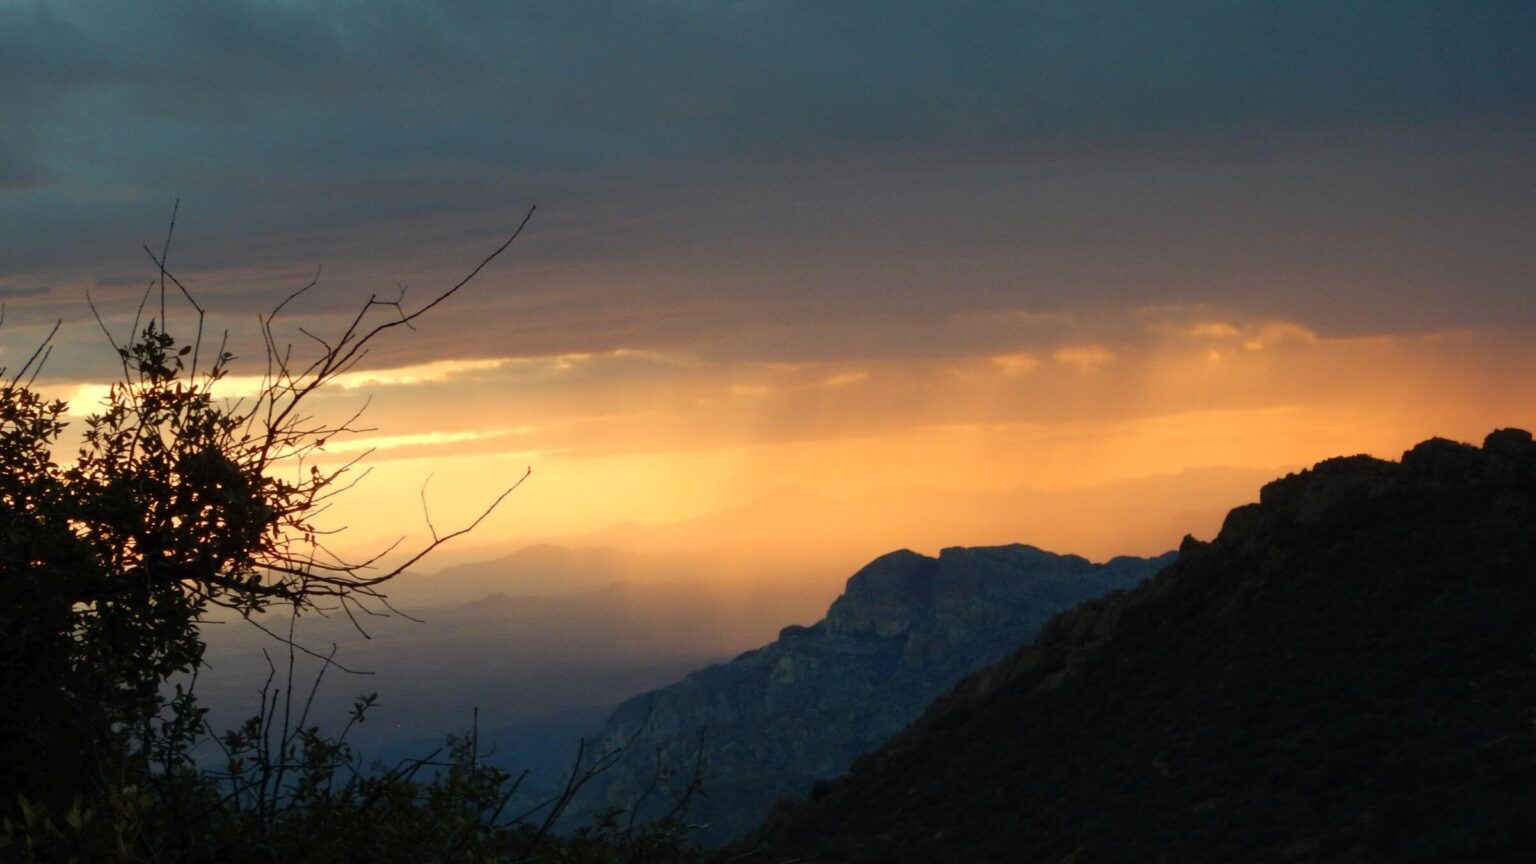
[3, 1, 1535, 564]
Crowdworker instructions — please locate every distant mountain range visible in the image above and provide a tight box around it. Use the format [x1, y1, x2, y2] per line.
[386, 543, 789, 607]
[189, 460, 1296, 849]
[569, 544, 1175, 844]
[377, 466, 1272, 609]
[570, 467, 1269, 564]
[740, 430, 1536, 862]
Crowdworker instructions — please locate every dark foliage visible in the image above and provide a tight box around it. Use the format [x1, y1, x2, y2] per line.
[0, 215, 703, 862]
[1, 323, 234, 819]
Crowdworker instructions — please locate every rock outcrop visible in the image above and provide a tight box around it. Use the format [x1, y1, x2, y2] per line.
[570, 544, 1172, 844]
[743, 430, 1536, 862]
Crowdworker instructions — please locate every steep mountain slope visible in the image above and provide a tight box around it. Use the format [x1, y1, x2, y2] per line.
[742, 430, 1536, 863]
[572, 545, 1174, 844]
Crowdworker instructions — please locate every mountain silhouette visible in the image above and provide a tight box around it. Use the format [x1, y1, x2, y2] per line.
[570, 544, 1174, 844]
[739, 430, 1536, 862]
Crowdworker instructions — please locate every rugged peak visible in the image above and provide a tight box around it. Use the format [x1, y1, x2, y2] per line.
[748, 430, 1536, 863]
[1484, 426, 1534, 455]
[1254, 454, 1394, 525]
[1401, 435, 1490, 481]
[825, 549, 939, 637]
[577, 543, 1168, 844]
[938, 542, 1047, 561]
[1243, 428, 1536, 534]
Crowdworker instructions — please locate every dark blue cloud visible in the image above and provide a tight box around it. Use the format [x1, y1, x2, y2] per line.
[5, 1, 1532, 182]
[2, 1, 1534, 354]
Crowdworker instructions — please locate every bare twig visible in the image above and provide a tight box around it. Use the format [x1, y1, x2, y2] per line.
[242, 616, 374, 676]
[5, 319, 60, 390]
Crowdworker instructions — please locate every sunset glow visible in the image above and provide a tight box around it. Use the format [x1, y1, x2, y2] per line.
[4, 2, 1532, 577]
[34, 307, 1528, 570]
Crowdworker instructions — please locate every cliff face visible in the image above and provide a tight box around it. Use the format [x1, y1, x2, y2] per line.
[745, 430, 1536, 863]
[572, 544, 1173, 844]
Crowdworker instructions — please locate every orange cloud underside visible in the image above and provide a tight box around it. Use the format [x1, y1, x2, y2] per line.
[273, 317, 1536, 564]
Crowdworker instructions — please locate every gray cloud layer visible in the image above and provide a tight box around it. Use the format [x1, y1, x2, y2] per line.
[6, 1, 1532, 180]
[3, 1, 1535, 371]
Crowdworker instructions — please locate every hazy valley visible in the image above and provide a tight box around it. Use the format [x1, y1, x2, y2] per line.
[191, 467, 1269, 783]
[150, 429, 1536, 861]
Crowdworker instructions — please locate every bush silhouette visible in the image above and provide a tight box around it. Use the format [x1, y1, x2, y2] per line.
[0, 211, 703, 862]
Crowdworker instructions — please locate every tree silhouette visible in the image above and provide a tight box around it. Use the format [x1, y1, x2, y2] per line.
[0, 207, 534, 839]
[1, 208, 706, 862]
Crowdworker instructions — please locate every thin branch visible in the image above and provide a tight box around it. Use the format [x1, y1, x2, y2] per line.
[242, 615, 374, 676]
[371, 467, 532, 585]
[157, 197, 179, 329]
[267, 266, 322, 325]
[6, 319, 60, 389]
[419, 473, 439, 543]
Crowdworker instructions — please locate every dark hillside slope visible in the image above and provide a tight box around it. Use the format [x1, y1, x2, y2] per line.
[744, 430, 1536, 863]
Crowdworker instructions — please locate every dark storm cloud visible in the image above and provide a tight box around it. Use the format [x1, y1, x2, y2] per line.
[2, 1, 1534, 363]
[4, 1, 1532, 180]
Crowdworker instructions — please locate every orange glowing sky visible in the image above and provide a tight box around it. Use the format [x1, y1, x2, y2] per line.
[4, 4, 1535, 572]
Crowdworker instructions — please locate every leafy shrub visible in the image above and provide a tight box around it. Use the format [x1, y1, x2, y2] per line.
[0, 213, 701, 862]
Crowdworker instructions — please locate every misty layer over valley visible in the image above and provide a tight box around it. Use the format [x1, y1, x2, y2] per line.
[185, 430, 1536, 861]
[192, 545, 833, 783]
[188, 465, 1265, 787]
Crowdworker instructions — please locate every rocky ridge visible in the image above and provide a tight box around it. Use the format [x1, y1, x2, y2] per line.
[573, 544, 1173, 844]
[742, 430, 1536, 862]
